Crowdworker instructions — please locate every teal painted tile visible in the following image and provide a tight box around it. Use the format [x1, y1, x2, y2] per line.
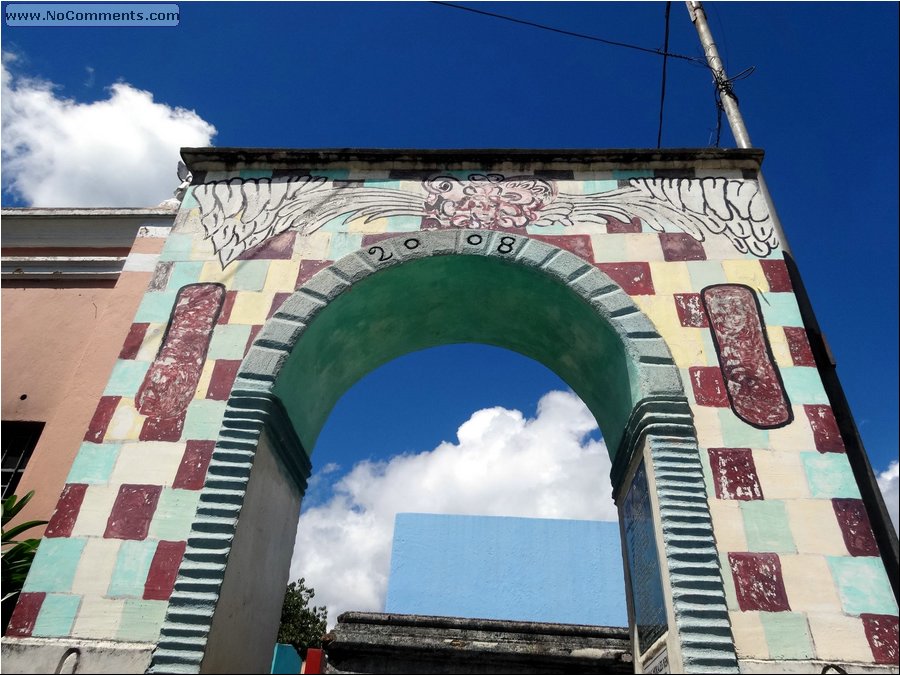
[525, 223, 569, 235]
[719, 552, 739, 611]
[827, 556, 898, 616]
[780, 367, 829, 405]
[67, 443, 121, 484]
[759, 293, 803, 327]
[581, 179, 618, 194]
[103, 360, 151, 397]
[118, 599, 169, 642]
[23, 538, 86, 593]
[760, 612, 814, 659]
[329, 232, 363, 260]
[385, 215, 423, 232]
[700, 331, 719, 366]
[207, 324, 252, 360]
[590, 234, 628, 262]
[365, 179, 402, 191]
[180, 186, 198, 210]
[167, 262, 205, 290]
[108, 540, 157, 598]
[232, 260, 270, 291]
[718, 409, 769, 447]
[802, 453, 860, 498]
[319, 170, 349, 180]
[158, 234, 195, 262]
[239, 169, 273, 179]
[613, 170, 654, 179]
[150, 489, 201, 541]
[319, 213, 351, 233]
[133, 291, 178, 323]
[686, 260, 727, 289]
[32, 593, 81, 637]
[184, 399, 227, 440]
[741, 501, 796, 552]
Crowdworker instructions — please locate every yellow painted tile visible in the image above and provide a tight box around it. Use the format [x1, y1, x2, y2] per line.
[195, 359, 216, 400]
[264, 260, 300, 292]
[785, 500, 848, 556]
[780, 555, 842, 613]
[766, 326, 793, 367]
[71, 538, 121, 596]
[649, 261, 692, 294]
[631, 295, 681, 337]
[72, 596, 125, 639]
[666, 330, 707, 368]
[136, 324, 166, 362]
[71, 486, 121, 537]
[729, 610, 768, 659]
[105, 399, 145, 441]
[808, 612, 873, 662]
[191, 237, 216, 261]
[691, 406, 724, 448]
[229, 291, 275, 325]
[766, 409, 816, 452]
[347, 216, 389, 234]
[110, 442, 186, 486]
[702, 234, 752, 260]
[199, 260, 235, 287]
[722, 260, 769, 292]
[753, 450, 810, 498]
[294, 231, 331, 260]
[624, 234, 666, 262]
[708, 499, 748, 552]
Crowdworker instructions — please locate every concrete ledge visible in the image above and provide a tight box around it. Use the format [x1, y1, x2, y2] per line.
[0, 637, 153, 674]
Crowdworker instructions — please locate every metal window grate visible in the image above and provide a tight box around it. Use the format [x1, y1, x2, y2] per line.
[1, 421, 45, 500]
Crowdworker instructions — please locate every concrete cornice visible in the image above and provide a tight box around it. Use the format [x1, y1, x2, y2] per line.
[181, 147, 766, 172]
[1, 207, 177, 218]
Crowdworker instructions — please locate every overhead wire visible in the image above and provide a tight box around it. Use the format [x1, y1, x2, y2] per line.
[657, 2, 672, 149]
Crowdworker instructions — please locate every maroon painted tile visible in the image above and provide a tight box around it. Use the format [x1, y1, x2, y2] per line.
[832, 499, 879, 557]
[135, 284, 224, 421]
[237, 230, 296, 261]
[267, 292, 293, 320]
[217, 290, 238, 325]
[708, 448, 764, 501]
[728, 552, 790, 612]
[604, 215, 642, 233]
[104, 484, 162, 540]
[526, 234, 594, 263]
[139, 413, 185, 442]
[295, 260, 331, 288]
[689, 366, 730, 407]
[703, 285, 792, 428]
[206, 360, 241, 401]
[804, 405, 845, 453]
[674, 293, 709, 327]
[361, 233, 399, 247]
[118, 323, 150, 360]
[5, 592, 45, 637]
[173, 440, 216, 490]
[659, 233, 707, 261]
[144, 540, 187, 601]
[83, 396, 121, 443]
[44, 484, 88, 538]
[760, 259, 792, 292]
[596, 262, 655, 295]
[244, 325, 263, 356]
[148, 261, 173, 292]
[861, 614, 899, 665]
[784, 326, 816, 367]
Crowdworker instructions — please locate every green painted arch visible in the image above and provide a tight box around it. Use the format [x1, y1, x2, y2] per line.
[242, 229, 684, 461]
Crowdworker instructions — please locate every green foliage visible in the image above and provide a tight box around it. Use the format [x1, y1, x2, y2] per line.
[2, 491, 48, 633]
[277, 577, 328, 658]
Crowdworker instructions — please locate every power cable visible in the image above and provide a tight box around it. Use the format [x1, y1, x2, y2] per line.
[657, 2, 672, 148]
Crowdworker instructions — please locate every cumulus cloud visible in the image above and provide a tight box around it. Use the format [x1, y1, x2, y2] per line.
[2, 53, 216, 207]
[290, 390, 616, 624]
[877, 460, 899, 534]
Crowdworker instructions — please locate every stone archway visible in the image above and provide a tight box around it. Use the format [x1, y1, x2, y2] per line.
[149, 230, 738, 674]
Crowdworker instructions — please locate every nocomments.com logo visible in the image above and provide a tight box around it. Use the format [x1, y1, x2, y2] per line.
[5, 3, 179, 26]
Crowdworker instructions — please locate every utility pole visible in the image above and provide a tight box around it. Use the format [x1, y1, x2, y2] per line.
[684, 0, 900, 601]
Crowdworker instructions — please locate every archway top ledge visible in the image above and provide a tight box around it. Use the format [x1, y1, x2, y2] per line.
[237, 230, 683, 405]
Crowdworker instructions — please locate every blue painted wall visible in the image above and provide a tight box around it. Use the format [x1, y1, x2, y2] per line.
[385, 513, 627, 627]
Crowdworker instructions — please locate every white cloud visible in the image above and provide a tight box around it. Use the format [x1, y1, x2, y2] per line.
[2, 53, 216, 207]
[290, 390, 616, 624]
[877, 460, 899, 534]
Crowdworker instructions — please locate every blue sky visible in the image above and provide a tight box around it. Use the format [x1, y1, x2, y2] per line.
[3, 1, 897, 619]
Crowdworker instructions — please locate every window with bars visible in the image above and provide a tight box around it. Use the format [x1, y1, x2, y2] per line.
[1, 421, 44, 500]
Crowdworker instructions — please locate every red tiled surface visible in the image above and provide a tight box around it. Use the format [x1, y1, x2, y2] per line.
[217, 290, 238, 324]
[361, 233, 399, 248]
[44, 484, 88, 538]
[659, 233, 706, 261]
[238, 231, 296, 261]
[5, 592, 45, 637]
[728, 552, 790, 612]
[173, 440, 216, 491]
[83, 396, 121, 443]
[689, 366, 730, 407]
[674, 293, 709, 327]
[526, 234, 594, 263]
[206, 360, 241, 401]
[144, 540, 187, 601]
[604, 215, 642, 233]
[245, 325, 263, 355]
[596, 262, 655, 295]
[118, 323, 149, 360]
[267, 292, 293, 320]
[104, 484, 162, 540]
[861, 614, 899, 664]
[295, 260, 331, 288]
[708, 448, 764, 501]
[804, 405, 846, 453]
[832, 499, 879, 557]
[139, 413, 185, 442]
[784, 326, 816, 367]
[760, 259, 792, 292]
